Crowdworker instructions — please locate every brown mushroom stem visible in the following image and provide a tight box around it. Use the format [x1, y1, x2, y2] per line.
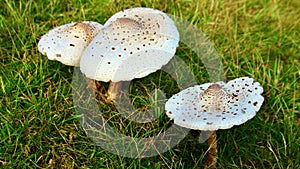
[85, 77, 97, 93]
[205, 131, 218, 169]
[106, 81, 123, 102]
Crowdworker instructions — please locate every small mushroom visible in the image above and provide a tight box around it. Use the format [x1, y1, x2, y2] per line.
[80, 8, 179, 102]
[165, 77, 264, 168]
[38, 21, 103, 66]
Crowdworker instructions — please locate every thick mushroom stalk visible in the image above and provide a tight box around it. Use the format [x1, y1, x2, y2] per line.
[205, 131, 217, 169]
[165, 77, 264, 168]
[80, 7, 179, 102]
[106, 81, 123, 102]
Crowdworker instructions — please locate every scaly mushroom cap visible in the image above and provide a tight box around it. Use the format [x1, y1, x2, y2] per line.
[165, 77, 264, 131]
[38, 21, 103, 66]
[80, 7, 179, 82]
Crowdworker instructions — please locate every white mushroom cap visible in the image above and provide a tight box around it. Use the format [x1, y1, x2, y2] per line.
[38, 21, 103, 66]
[80, 8, 179, 82]
[165, 77, 264, 131]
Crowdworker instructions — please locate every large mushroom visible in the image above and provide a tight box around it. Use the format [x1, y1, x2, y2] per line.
[38, 21, 103, 66]
[165, 77, 264, 168]
[80, 7, 179, 102]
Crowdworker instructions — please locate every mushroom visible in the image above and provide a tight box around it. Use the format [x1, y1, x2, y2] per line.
[80, 7, 179, 102]
[165, 77, 264, 168]
[38, 21, 103, 66]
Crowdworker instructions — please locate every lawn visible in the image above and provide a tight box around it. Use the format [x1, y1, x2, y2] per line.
[1, 0, 299, 168]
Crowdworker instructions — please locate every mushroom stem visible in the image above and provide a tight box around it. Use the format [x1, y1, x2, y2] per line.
[205, 131, 218, 169]
[85, 77, 97, 93]
[106, 81, 123, 102]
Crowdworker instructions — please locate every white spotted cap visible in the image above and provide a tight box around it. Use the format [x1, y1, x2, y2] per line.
[38, 21, 103, 66]
[80, 8, 179, 82]
[165, 77, 264, 131]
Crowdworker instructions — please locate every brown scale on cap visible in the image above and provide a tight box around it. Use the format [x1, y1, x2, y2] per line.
[70, 22, 99, 43]
[199, 83, 231, 114]
[114, 18, 143, 31]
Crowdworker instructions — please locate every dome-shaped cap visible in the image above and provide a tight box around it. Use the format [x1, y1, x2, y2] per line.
[80, 8, 179, 82]
[165, 77, 264, 131]
[38, 21, 103, 66]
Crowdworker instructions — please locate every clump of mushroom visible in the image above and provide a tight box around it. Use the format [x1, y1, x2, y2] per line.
[38, 21, 103, 66]
[165, 77, 264, 168]
[79, 7, 179, 102]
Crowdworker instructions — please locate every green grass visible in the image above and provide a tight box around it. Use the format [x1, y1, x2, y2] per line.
[1, 0, 299, 168]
